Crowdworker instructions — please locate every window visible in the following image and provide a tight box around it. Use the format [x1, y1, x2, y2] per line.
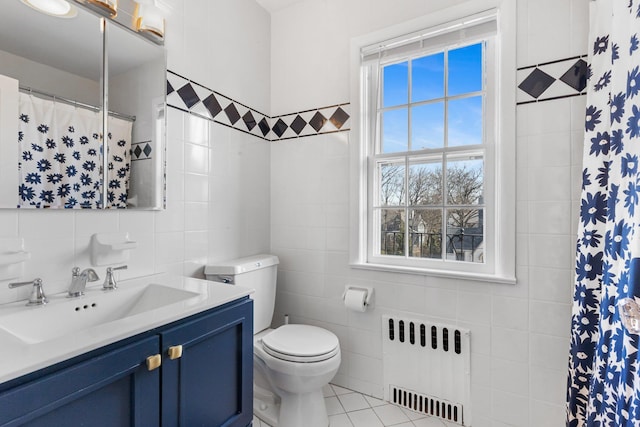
[350, 5, 516, 282]
[375, 41, 488, 265]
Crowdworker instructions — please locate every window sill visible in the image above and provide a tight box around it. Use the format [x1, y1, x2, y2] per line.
[350, 261, 516, 285]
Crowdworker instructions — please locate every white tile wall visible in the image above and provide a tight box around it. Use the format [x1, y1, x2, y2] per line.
[492, 327, 528, 361]
[167, 0, 271, 114]
[268, 0, 587, 426]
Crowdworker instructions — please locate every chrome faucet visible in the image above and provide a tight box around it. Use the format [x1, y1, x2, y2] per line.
[68, 267, 100, 298]
[9, 278, 48, 306]
[103, 265, 127, 291]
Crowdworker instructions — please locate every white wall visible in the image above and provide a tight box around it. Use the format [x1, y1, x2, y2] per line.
[167, 0, 271, 115]
[0, 49, 100, 106]
[0, 0, 271, 303]
[269, 0, 587, 426]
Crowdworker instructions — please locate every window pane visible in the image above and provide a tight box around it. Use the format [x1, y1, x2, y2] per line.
[448, 43, 483, 96]
[447, 96, 483, 147]
[445, 208, 484, 263]
[382, 109, 408, 153]
[411, 102, 444, 150]
[408, 157, 442, 205]
[411, 53, 444, 102]
[380, 209, 405, 256]
[378, 162, 405, 206]
[383, 62, 408, 107]
[409, 209, 442, 259]
[446, 154, 484, 205]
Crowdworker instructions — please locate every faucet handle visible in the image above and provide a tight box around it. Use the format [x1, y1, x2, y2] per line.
[9, 278, 48, 306]
[72, 266, 80, 277]
[103, 265, 127, 290]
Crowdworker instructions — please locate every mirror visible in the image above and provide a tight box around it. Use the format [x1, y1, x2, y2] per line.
[107, 20, 166, 209]
[0, 1, 103, 208]
[0, 0, 166, 209]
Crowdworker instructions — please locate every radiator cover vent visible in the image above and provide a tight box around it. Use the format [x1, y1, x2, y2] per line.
[390, 384, 464, 424]
[382, 315, 471, 426]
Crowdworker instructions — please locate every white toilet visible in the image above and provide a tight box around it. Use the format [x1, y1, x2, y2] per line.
[205, 254, 341, 427]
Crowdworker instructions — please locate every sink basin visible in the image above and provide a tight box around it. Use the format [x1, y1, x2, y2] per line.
[0, 284, 199, 344]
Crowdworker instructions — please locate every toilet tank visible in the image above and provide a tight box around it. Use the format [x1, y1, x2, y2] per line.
[204, 254, 279, 334]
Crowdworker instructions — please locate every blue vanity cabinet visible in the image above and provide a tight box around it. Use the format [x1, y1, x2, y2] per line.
[0, 297, 253, 427]
[0, 336, 161, 426]
[160, 297, 253, 427]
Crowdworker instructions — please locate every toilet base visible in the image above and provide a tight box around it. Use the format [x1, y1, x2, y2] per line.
[253, 383, 278, 426]
[254, 388, 329, 427]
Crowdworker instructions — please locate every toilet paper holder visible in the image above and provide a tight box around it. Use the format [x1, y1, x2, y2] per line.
[342, 285, 374, 307]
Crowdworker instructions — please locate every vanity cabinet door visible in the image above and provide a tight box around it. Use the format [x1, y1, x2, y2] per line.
[0, 336, 160, 427]
[160, 298, 253, 427]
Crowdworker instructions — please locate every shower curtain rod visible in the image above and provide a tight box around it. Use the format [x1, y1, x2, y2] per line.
[19, 86, 136, 123]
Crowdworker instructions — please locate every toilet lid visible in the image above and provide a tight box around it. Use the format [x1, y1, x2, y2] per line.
[262, 324, 339, 363]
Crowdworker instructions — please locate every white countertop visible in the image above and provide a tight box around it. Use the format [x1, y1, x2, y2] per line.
[0, 274, 253, 385]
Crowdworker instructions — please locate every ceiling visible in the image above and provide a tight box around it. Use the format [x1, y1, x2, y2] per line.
[0, 1, 103, 80]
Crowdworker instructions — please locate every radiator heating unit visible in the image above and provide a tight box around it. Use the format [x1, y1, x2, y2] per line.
[382, 315, 471, 426]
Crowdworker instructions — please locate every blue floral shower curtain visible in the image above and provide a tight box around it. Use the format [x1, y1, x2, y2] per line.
[567, 1, 640, 426]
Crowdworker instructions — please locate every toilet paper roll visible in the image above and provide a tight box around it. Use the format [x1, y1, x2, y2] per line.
[344, 288, 368, 312]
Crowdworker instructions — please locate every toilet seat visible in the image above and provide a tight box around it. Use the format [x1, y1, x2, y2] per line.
[262, 324, 339, 363]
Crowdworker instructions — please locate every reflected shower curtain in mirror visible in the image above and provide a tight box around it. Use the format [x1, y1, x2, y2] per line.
[567, 1, 640, 426]
[17, 94, 132, 208]
[18, 94, 102, 208]
[106, 116, 132, 209]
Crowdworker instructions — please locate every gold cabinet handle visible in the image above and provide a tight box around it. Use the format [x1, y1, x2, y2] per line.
[168, 345, 183, 360]
[146, 354, 162, 371]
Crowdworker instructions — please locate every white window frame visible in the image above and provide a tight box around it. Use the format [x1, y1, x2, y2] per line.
[349, 1, 516, 284]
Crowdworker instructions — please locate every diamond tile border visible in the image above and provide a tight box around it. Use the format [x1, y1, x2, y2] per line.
[171, 57, 587, 137]
[517, 55, 589, 105]
[167, 70, 272, 140]
[271, 104, 351, 141]
[166, 70, 350, 142]
[131, 141, 152, 161]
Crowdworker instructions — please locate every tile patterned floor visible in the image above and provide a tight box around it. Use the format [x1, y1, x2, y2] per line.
[252, 384, 460, 427]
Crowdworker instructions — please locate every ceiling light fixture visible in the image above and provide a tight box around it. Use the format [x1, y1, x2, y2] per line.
[134, 1, 165, 40]
[20, 0, 78, 18]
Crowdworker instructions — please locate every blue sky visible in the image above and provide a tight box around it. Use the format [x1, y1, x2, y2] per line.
[381, 42, 483, 153]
